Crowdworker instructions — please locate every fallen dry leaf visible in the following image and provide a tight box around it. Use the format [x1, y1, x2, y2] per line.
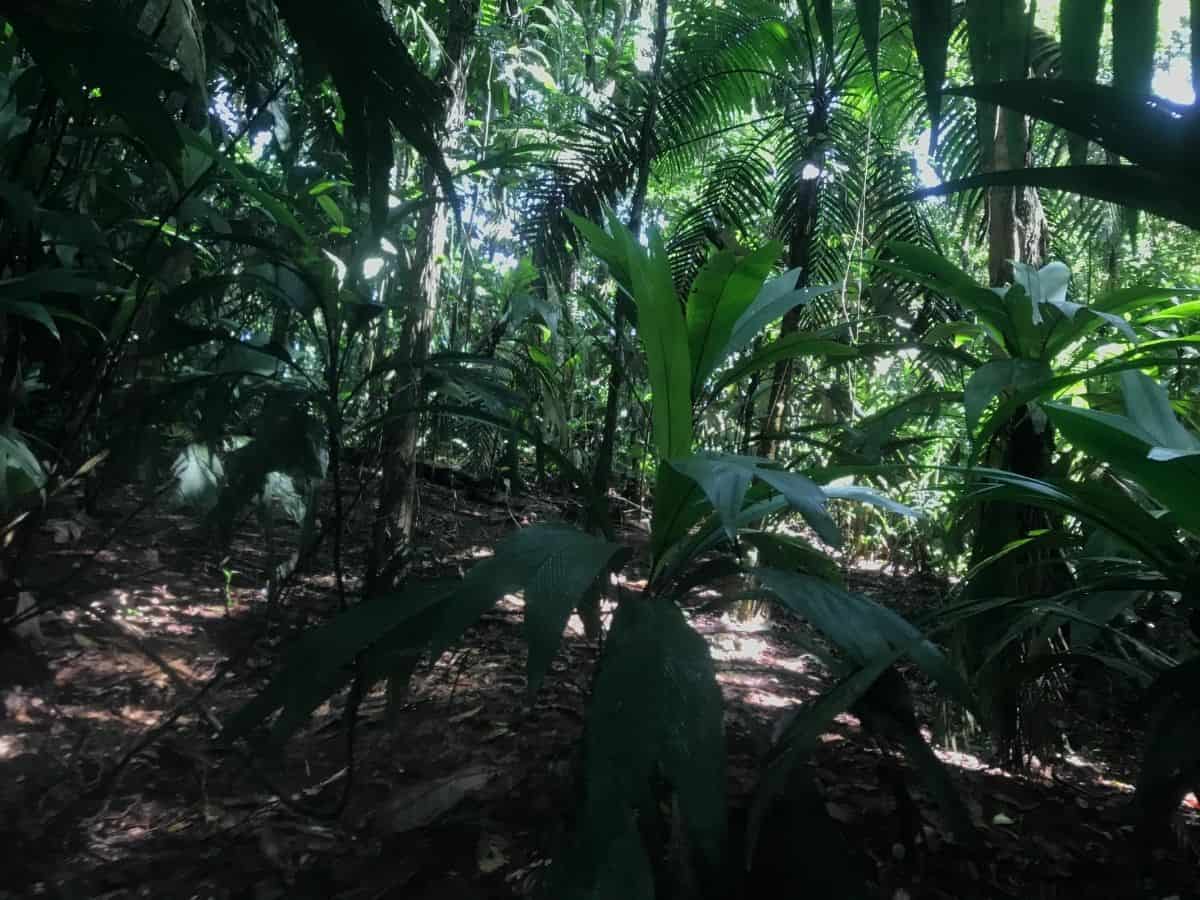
[381, 765, 498, 834]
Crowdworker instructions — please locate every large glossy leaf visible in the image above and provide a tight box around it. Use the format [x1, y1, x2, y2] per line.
[555, 599, 726, 895]
[0, 426, 47, 514]
[598, 212, 693, 462]
[965, 359, 1053, 437]
[226, 525, 617, 745]
[1045, 402, 1200, 535]
[523, 527, 630, 698]
[720, 279, 837, 369]
[877, 243, 1016, 348]
[1119, 370, 1200, 452]
[821, 483, 919, 519]
[685, 242, 781, 394]
[671, 453, 842, 547]
[757, 568, 974, 709]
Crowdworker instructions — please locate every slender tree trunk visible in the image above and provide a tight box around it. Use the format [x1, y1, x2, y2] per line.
[367, 0, 478, 596]
[589, 0, 668, 531]
[962, 7, 1066, 766]
[756, 101, 827, 459]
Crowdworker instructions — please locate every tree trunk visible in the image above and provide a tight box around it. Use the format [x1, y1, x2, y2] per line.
[962, 17, 1065, 766]
[589, 0, 669, 533]
[756, 100, 826, 459]
[366, 0, 478, 597]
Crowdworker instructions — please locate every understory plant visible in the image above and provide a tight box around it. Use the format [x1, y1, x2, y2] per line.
[228, 213, 977, 895]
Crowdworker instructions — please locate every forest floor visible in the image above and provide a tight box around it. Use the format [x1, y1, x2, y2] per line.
[1, 475, 1198, 900]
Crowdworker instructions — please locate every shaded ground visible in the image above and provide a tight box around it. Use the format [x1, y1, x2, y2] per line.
[1, 478, 1197, 899]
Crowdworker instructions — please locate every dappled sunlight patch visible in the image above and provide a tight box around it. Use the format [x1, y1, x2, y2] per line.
[0, 734, 27, 760]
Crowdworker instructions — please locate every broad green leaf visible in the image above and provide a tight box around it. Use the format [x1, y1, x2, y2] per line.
[671, 453, 842, 547]
[909, 165, 1200, 233]
[227, 524, 616, 745]
[650, 461, 704, 577]
[581, 600, 727, 882]
[742, 530, 843, 584]
[565, 209, 629, 285]
[1119, 370, 1200, 452]
[721, 280, 836, 369]
[710, 334, 855, 397]
[964, 359, 1052, 436]
[616, 221, 693, 461]
[670, 454, 754, 542]
[523, 527, 629, 698]
[1136, 298, 1200, 322]
[0, 426, 47, 513]
[757, 569, 974, 709]
[878, 243, 1015, 347]
[686, 242, 780, 394]
[748, 645, 914, 863]
[1045, 402, 1200, 534]
[822, 483, 918, 519]
[0, 299, 59, 340]
[316, 193, 345, 227]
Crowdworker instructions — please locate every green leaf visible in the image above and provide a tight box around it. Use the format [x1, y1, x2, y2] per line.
[748, 649, 909, 863]
[721, 279, 837, 370]
[570, 599, 727, 889]
[0, 426, 47, 513]
[523, 527, 630, 698]
[710, 334, 855, 397]
[906, 0, 954, 151]
[965, 359, 1053, 437]
[1037, 403, 1200, 536]
[616, 220, 693, 461]
[316, 193, 345, 227]
[878, 243, 1015, 347]
[742, 530, 843, 584]
[0, 299, 59, 340]
[1119, 370, 1200, 452]
[685, 242, 781, 395]
[670, 454, 754, 542]
[671, 453, 842, 547]
[228, 523, 621, 745]
[821, 483, 918, 519]
[757, 569, 974, 710]
[855, 0, 882, 82]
